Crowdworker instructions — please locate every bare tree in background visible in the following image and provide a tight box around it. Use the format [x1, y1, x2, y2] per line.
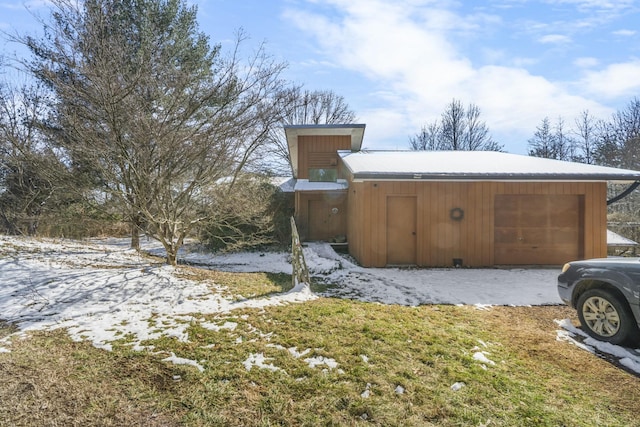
[573, 110, 598, 164]
[410, 99, 502, 151]
[464, 103, 503, 151]
[409, 120, 442, 150]
[260, 88, 356, 175]
[595, 98, 640, 222]
[595, 98, 640, 170]
[440, 99, 466, 150]
[20, 0, 288, 264]
[0, 82, 73, 235]
[528, 117, 556, 158]
[528, 116, 575, 160]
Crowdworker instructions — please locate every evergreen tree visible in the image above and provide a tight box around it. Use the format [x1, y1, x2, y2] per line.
[22, 0, 287, 264]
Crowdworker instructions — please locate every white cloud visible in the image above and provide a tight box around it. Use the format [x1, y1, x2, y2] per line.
[284, 0, 619, 151]
[612, 29, 636, 36]
[545, 0, 635, 12]
[538, 34, 572, 44]
[579, 60, 640, 99]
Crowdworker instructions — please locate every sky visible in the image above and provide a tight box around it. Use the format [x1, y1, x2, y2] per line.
[1, 235, 639, 375]
[2, 0, 640, 153]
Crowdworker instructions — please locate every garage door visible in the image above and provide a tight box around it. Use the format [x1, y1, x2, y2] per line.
[494, 195, 584, 265]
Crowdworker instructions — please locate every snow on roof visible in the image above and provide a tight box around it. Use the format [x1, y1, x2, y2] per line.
[294, 179, 349, 191]
[340, 151, 640, 181]
[272, 176, 295, 193]
[607, 229, 638, 246]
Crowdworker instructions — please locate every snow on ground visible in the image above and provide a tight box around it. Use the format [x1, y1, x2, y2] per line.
[0, 235, 315, 355]
[150, 240, 563, 306]
[556, 319, 640, 375]
[1, 235, 639, 375]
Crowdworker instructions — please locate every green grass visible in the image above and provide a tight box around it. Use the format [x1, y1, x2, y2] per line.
[174, 267, 292, 300]
[2, 280, 640, 426]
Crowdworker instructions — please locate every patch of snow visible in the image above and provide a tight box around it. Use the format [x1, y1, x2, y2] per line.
[0, 236, 315, 362]
[243, 353, 281, 372]
[200, 321, 238, 332]
[308, 243, 561, 306]
[450, 381, 465, 391]
[361, 383, 372, 398]
[304, 355, 338, 369]
[294, 179, 348, 191]
[473, 351, 496, 366]
[288, 347, 311, 358]
[620, 357, 640, 372]
[555, 318, 640, 375]
[142, 239, 562, 307]
[394, 385, 405, 394]
[162, 352, 205, 372]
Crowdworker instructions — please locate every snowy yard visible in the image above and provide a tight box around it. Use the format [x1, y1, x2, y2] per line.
[1, 235, 638, 375]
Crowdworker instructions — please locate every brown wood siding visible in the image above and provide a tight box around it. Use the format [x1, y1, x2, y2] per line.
[346, 180, 608, 267]
[295, 191, 347, 241]
[297, 135, 351, 179]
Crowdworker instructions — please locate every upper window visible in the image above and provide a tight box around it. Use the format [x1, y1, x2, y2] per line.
[308, 168, 337, 182]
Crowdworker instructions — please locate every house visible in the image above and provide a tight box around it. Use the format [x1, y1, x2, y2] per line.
[285, 124, 640, 267]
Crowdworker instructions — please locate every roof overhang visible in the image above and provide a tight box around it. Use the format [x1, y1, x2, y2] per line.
[293, 179, 349, 192]
[284, 124, 365, 178]
[340, 151, 640, 183]
[348, 173, 640, 181]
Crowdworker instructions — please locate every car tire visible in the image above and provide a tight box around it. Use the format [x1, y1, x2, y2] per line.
[577, 288, 638, 346]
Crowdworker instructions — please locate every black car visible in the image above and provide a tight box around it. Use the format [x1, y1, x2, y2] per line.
[558, 258, 640, 346]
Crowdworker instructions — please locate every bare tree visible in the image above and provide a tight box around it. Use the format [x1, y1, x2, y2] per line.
[595, 98, 640, 220]
[573, 110, 598, 164]
[528, 117, 556, 158]
[410, 99, 502, 151]
[464, 103, 502, 151]
[409, 120, 442, 150]
[261, 88, 356, 175]
[0, 82, 71, 235]
[554, 116, 575, 160]
[20, 0, 288, 264]
[440, 99, 466, 150]
[595, 97, 640, 170]
[528, 116, 574, 160]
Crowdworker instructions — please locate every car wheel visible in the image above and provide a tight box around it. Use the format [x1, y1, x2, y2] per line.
[577, 289, 637, 346]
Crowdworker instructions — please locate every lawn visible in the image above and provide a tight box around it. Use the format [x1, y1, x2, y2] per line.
[2, 300, 640, 426]
[1, 237, 640, 426]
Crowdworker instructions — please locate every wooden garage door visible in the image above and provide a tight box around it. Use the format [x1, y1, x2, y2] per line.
[387, 196, 417, 265]
[494, 194, 584, 265]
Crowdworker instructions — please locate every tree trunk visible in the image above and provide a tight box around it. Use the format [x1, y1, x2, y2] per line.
[130, 215, 142, 251]
[166, 246, 177, 266]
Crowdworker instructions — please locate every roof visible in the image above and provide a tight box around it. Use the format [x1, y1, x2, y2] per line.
[272, 176, 296, 193]
[607, 230, 638, 247]
[293, 179, 349, 192]
[340, 151, 640, 182]
[284, 124, 366, 178]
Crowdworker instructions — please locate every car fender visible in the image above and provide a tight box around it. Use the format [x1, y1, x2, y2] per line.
[572, 267, 640, 328]
[571, 267, 635, 305]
